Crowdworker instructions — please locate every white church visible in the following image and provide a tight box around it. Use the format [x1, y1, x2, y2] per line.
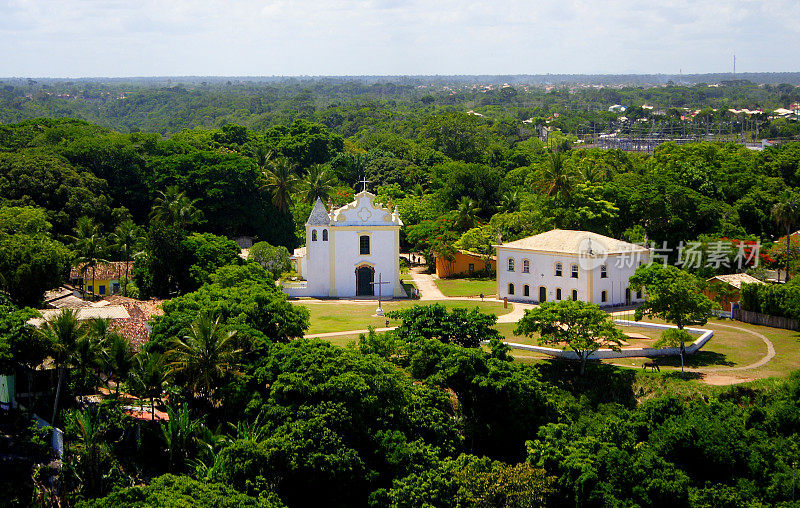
[495, 229, 650, 307]
[283, 190, 404, 299]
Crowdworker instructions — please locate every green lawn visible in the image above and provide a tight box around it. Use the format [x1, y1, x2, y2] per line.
[296, 300, 509, 335]
[434, 278, 497, 297]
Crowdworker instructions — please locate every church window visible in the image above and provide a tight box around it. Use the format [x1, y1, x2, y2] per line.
[360, 235, 370, 255]
[601, 290, 607, 302]
[555, 262, 562, 277]
[600, 264, 607, 278]
[523, 284, 530, 297]
[508, 283, 515, 295]
[311, 230, 317, 241]
[556, 288, 562, 300]
[572, 289, 578, 300]
[507, 258, 515, 272]
[571, 264, 579, 278]
[522, 259, 530, 273]
[322, 229, 328, 241]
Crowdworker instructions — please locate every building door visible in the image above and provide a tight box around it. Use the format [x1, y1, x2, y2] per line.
[625, 287, 632, 305]
[539, 286, 547, 302]
[356, 266, 374, 296]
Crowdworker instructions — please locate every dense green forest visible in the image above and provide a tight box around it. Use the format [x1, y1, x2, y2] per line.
[0, 77, 799, 506]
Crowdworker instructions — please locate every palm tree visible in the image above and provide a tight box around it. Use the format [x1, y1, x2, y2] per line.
[299, 164, 336, 204]
[259, 157, 298, 212]
[455, 196, 481, 231]
[498, 190, 520, 213]
[109, 220, 141, 296]
[128, 352, 168, 421]
[161, 405, 200, 473]
[36, 308, 86, 424]
[70, 408, 108, 496]
[537, 152, 578, 199]
[150, 186, 203, 228]
[771, 190, 800, 282]
[167, 313, 242, 406]
[99, 330, 134, 396]
[72, 217, 110, 300]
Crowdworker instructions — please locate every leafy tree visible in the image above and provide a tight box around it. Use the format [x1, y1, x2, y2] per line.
[771, 189, 800, 282]
[0, 226, 71, 306]
[629, 264, 717, 375]
[387, 304, 501, 348]
[537, 151, 578, 199]
[77, 474, 283, 508]
[515, 300, 625, 375]
[167, 313, 242, 407]
[248, 241, 292, 276]
[181, 232, 242, 290]
[0, 151, 112, 234]
[0, 205, 52, 235]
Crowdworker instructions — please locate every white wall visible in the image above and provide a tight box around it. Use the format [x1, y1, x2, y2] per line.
[305, 225, 332, 296]
[495, 248, 649, 306]
[332, 229, 397, 297]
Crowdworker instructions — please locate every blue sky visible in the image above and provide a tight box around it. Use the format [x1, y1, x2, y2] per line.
[1, 0, 798, 77]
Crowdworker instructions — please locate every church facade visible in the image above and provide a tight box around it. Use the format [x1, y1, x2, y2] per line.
[283, 190, 404, 299]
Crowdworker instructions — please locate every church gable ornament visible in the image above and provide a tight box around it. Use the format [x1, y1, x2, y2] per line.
[357, 207, 372, 222]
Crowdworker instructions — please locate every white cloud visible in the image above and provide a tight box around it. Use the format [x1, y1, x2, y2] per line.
[0, 0, 797, 76]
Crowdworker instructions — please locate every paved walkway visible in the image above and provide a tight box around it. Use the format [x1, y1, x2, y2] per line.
[408, 267, 446, 300]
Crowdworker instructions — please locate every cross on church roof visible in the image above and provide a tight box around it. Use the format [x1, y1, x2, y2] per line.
[358, 176, 370, 192]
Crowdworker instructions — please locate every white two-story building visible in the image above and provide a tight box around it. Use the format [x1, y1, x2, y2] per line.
[284, 190, 404, 299]
[494, 229, 649, 307]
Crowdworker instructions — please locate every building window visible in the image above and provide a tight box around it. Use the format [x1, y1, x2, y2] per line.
[468, 263, 475, 273]
[600, 264, 607, 278]
[99, 285, 106, 295]
[571, 264, 579, 278]
[556, 288, 562, 300]
[508, 283, 515, 295]
[555, 262, 562, 277]
[572, 289, 578, 301]
[360, 235, 370, 255]
[601, 290, 607, 303]
[636, 289, 642, 299]
[311, 230, 318, 241]
[322, 229, 328, 241]
[523, 284, 530, 297]
[112, 282, 120, 294]
[507, 258, 515, 272]
[522, 259, 530, 273]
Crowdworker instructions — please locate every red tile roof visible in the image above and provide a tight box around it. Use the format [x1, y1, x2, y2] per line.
[70, 261, 133, 281]
[103, 295, 165, 351]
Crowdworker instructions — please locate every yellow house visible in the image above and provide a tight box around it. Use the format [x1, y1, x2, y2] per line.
[70, 261, 132, 297]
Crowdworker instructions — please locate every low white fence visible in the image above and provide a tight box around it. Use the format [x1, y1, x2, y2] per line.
[489, 320, 714, 360]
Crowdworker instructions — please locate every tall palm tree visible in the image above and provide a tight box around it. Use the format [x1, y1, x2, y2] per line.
[128, 352, 168, 421]
[771, 190, 800, 282]
[72, 217, 110, 300]
[537, 152, 578, 199]
[109, 220, 142, 296]
[300, 164, 336, 204]
[37, 308, 86, 424]
[150, 186, 203, 228]
[167, 313, 242, 406]
[260, 157, 298, 212]
[455, 196, 481, 231]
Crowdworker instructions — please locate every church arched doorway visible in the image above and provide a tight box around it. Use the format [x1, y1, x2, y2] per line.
[356, 265, 375, 296]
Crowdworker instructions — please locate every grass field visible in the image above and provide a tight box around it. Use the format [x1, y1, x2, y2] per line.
[434, 277, 497, 297]
[296, 299, 509, 335]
